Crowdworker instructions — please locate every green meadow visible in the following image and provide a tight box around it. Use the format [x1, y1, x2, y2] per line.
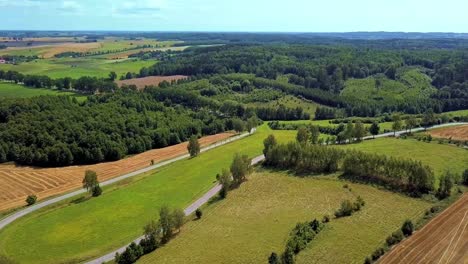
[138, 171, 431, 264]
[0, 82, 85, 100]
[335, 137, 468, 179]
[0, 58, 155, 79]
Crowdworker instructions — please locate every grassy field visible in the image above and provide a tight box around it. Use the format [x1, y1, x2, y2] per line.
[138, 171, 431, 264]
[335, 137, 468, 180]
[0, 82, 85, 100]
[340, 69, 437, 106]
[0, 125, 296, 264]
[248, 95, 325, 115]
[0, 58, 155, 79]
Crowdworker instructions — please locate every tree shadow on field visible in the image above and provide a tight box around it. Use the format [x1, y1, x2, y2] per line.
[71, 196, 91, 204]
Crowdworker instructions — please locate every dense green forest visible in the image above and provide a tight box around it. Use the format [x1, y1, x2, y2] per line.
[0, 87, 256, 167]
[141, 44, 467, 116]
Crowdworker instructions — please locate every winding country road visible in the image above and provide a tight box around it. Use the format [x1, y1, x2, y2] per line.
[0, 122, 466, 263]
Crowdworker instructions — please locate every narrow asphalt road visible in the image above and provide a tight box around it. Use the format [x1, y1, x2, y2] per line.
[0, 122, 466, 263]
[87, 154, 266, 264]
[0, 131, 254, 231]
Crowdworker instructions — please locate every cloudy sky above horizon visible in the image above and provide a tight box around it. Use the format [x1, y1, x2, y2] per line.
[1, 0, 467, 32]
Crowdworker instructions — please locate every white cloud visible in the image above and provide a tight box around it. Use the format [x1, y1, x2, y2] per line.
[112, 0, 167, 16]
[57, 1, 82, 13]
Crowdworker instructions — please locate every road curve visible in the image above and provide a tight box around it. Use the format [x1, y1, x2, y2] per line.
[86, 154, 266, 264]
[0, 130, 255, 231]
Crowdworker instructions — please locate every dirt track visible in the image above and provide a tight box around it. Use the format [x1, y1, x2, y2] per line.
[379, 193, 468, 264]
[428, 125, 468, 141]
[0, 133, 233, 212]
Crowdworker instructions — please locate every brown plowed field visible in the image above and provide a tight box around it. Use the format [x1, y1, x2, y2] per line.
[428, 125, 468, 141]
[0, 133, 233, 212]
[116, 75, 188, 89]
[379, 193, 468, 264]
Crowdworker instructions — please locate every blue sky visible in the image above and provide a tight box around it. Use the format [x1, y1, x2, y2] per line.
[1, 0, 467, 32]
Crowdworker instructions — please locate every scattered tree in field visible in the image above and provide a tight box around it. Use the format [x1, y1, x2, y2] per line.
[335, 196, 365, 218]
[159, 206, 174, 243]
[353, 121, 366, 142]
[82, 170, 99, 193]
[187, 135, 200, 158]
[109, 71, 117, 81]
[344, 122, 354, 143]
[437, 171, 454, 199]
[309, 125, 320, 144]
[405, 116, 418, 133]
[296, 127, 309, 144]
[218, 168, 232, 199]
[25, 194, 37, 206]
[392, 114, 402, 136]
[269, 252, 280, 264]
[369, 122, 380, 139]
[263, 134, 277, 156]
[401, 220, 414, 236]
[422, 109, 437, 129]
[172, 208, 185, 231]
[195, 209, 203, 219]
[230, 153, 252, 185]
[334, 200, 355, 218]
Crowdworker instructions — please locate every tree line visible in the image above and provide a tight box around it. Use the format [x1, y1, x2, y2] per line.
[0, 69, 117, 93]
[263, 135, 437, 197]
[0, 88, 252, 167]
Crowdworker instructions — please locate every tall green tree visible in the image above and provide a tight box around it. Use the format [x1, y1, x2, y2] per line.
[296, 127, 309, 144]
[392, 114, 402, 136]
[405, 116, 418, 133]
[309, 125, 320, 144]
[82, 170, 99, 193]
[218, 168, 232, 199]
[353, 121, 366, 142]
[263, 134, 277, 155]
[109, 71, 117, 81]
[230, 153, 252, 185]
[369, 122, 380, 139]
[187, 135, 201, 158]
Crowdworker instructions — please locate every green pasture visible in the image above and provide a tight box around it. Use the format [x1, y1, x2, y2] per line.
[0, 82, 85, 100]
[0, 58, 155, 79]
[138, 171, 431, 264]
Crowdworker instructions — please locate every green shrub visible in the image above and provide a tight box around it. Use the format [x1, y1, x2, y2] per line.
[195, 209, 203, 219]
[401, 220, 414, 237]
[371, 247, 385, 261]
[92, 185, 102, 197]
[25, 195, 37, 206]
